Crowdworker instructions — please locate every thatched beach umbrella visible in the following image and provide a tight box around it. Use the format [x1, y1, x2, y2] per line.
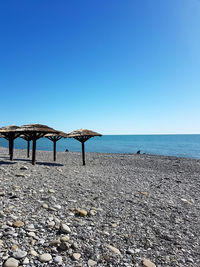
[45, 131, 68, 161]
[0, 125, 21, 160]
[67, 129, 102, 165]
[17, 124, 60, 165]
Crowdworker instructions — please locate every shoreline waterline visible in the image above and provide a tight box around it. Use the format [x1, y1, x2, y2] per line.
[1, 145, 200, 162]
[1, 134, 200, 159]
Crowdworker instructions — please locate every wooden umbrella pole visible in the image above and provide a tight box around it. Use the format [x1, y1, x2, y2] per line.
[10, 138, 14, 161]
[27, 140, 30, 158]
[8, 138, 11, 156]
[81, 141, 85, 166]
[32, 136, 36, 165]
[53, 139, 56, 161]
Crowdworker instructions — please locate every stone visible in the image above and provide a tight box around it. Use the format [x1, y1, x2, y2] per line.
[76, 209, 87, 217]
[48, 221, 55, 228]
[107, 245, 121, 255]
[71, 241, 78, 249]
[49, 239, 61, 247]
[135, 249, 141, 253]
[27, 232, 36, 238]
[30, 250, 38, 257]
[187, 258, 194, 263]
[60, 235, 70, 242]
[7, 221, 13, 226]
[49, 189, 55, 193]
[89, 209, 97, 216]
[39, 253, 52, 262]
[26, 224, 35, 231]
[23, 257, 29, 264]
[60, 223, 71, 233]
[30, 239, 36, 246]
[51, 247, 58, 253]
[181, 198, 191, 204]
[54, 256, 62, 264]
[4, 258, 19, 267]
[72, 253, 81, 260]
[42, 203, 48, 209]
[13, 220, 24, 228]
[142, 258, 156, 267]
[53, 204, 62, 210]
[49, 207, 57, 211]
[38, 238, 45, 245]
[11, 245, 19, 251]
[127, 248, 135, 255]
[60, 242, 70, 251]
[88, 259, 97, 266]
[13, 250, 27, 259]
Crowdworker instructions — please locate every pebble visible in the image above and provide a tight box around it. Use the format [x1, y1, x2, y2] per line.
[54, 204, 62, 210]
[27, 231, 36, 238]
[49, 189, 55, 193]
[54, 255, 63, 264]
[13, 220, 24, 228]
[60, 241, 70, 251]
[60, 223, 71, 233]
[48, 221, 55, 228]
[4, 258, 19, 267]
[72, 253, 81, 260]
[142, 258, 156, 267]
[89, 209, 97, 216]
[23, 257, 29, 264]
[30, 250, 38, 257]
[107, 245, 121, 255]
[127, 248, 135, 255]
[88, 259, 97, 266]
[13, 249, 27, 259]
[39, 253, 52, 262]
[11, 245, 19, 251]
[76, 209, 87, 216]
[49, 239, 61, 247]
[60, 235, 70, 242]
[42, 203, 48, 209]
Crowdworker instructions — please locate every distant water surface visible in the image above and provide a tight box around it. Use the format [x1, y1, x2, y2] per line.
[0, 134, 200, 159]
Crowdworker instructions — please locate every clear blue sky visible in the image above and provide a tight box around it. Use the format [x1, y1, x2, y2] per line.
[0, 0, 200, 134]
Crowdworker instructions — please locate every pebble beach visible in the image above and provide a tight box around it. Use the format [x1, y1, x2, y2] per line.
[0, 146, 200, 267]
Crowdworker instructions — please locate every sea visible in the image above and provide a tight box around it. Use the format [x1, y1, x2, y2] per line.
[0, 134, 200, 159]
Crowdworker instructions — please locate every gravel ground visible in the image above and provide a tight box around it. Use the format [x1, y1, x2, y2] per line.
[0, 146, 200, 267]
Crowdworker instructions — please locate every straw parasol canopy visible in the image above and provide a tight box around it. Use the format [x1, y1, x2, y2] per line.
[45, 131, 68, 161]
[17, 124, 60, 165]
[0, 125, 21, 160]
[67, 129, 102, 165]
[18, 124, 60, 137]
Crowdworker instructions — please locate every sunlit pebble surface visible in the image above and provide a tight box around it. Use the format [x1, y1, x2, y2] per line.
[0, 146, 200, 267]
